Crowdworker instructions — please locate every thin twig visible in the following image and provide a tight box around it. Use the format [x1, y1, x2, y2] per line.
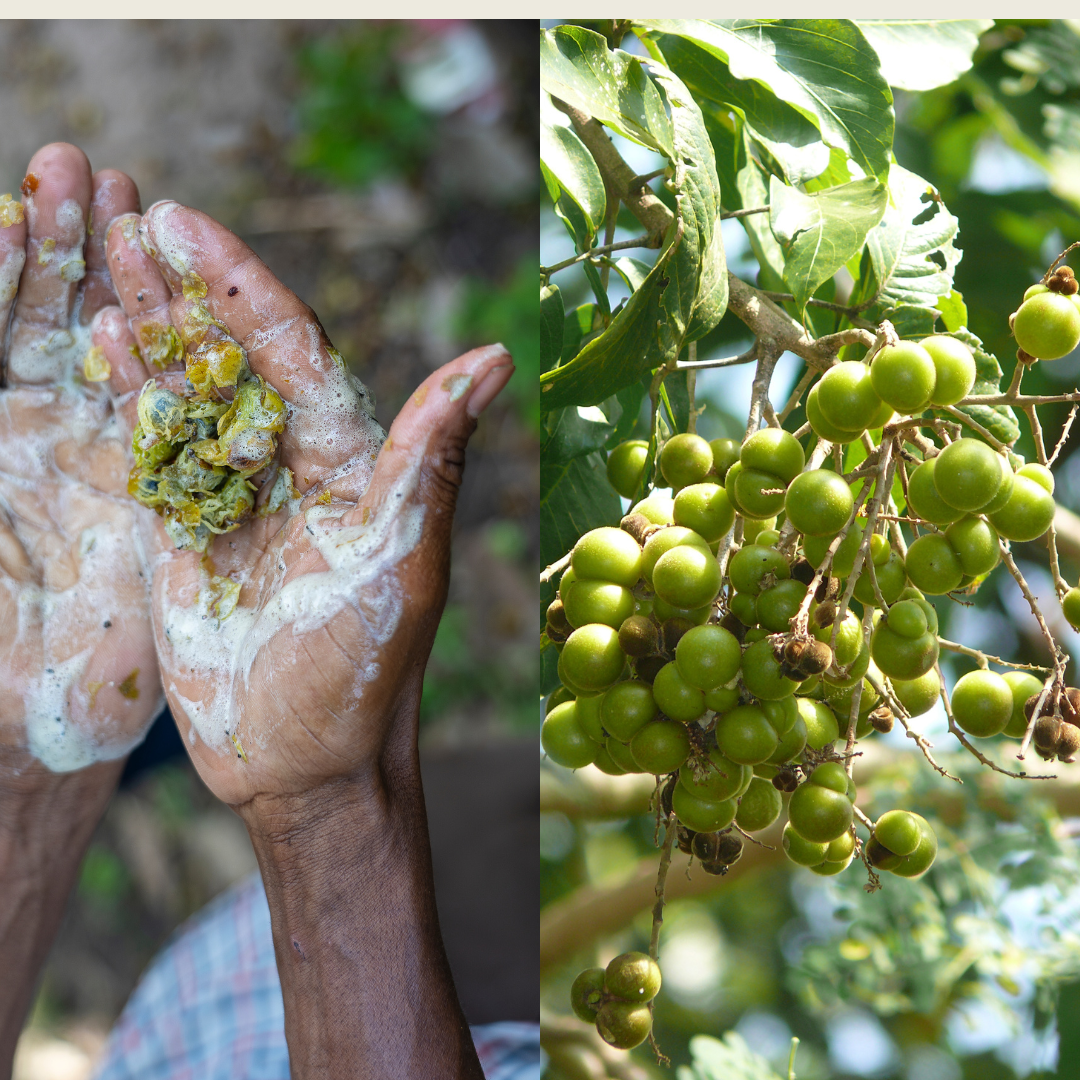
[541, 234, 653, 277]
[721, 205, 770, 219]
[541, 552, 572, 584]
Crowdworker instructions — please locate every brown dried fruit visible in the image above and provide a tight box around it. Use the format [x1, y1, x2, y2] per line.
[813, 600, 838, 629]
[661, 617, 695, 657]
[620, 513, 654, 546]
[1061, 687, 1080, 728]
[1034, 714, 1062, 753]
[870, 706, 895, 734]
[676, 824, 697, 854]
[547, 598, 570, 633]
[772, 766, 799, 793]
[618, 615, 659, 658]
[635, 655, 667, 684]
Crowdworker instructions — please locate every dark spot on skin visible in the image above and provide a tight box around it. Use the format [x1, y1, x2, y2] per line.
[46, 668, 53, 674]
[103, 620, 112, 628]
[118, 669, 140, 700]
[292, 939, 306, 959]
[228, 286, 239, 297]
[21, 173, 40, 197]
[136, 293, 144, 302]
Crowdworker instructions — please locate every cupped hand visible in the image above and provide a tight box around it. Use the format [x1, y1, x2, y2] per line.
[93, 201, 513, 807]
[0, 143, 161, 776]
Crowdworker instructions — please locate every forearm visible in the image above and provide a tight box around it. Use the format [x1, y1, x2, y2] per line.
[240, 738, 482, 1080]
[0, 760, 125, 1076]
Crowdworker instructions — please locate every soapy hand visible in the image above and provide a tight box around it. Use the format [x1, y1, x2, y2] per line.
[93, 201, 513, 807]
[0, 144, 161, 776]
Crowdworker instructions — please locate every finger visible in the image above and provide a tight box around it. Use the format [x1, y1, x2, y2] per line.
[7, 143, 93, 384]
[348, 343, 513, 557]
[0, 192, 27, 341]
[90, 306, 150, 422]
[79, 170, 141, 325]
[140, 200, 384, 485]
[104, 212, 180, 373]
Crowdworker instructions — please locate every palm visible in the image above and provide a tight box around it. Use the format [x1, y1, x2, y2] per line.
[0, 147, 159, 772]
[96, 200, 512, 806]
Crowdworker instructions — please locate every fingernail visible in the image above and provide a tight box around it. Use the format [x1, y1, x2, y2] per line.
[466, 363, 514, 418]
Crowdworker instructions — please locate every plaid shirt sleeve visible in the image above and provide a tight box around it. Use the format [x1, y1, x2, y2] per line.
[91, 872, 540, 1080]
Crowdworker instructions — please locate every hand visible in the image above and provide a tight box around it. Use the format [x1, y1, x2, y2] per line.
[0, 142, 160, 1080]
[93, 199, 513, 807]
[92, 200, 512, 1080]
[0, 143, 161, 776]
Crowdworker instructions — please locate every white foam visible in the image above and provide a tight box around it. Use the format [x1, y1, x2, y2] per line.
[158, 460, 425, 754]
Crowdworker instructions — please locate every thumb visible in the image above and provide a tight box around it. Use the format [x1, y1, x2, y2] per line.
[347, 342, 513, 589]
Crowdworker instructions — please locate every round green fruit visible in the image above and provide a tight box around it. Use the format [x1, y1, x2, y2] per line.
[891, 668, 941, 717]
[675, 624, 741, 690]
[797, 697, 840, 750]
[570, 968, 606, 1022]
[606, 737, 642, 774]
[803, 521, 863, 577]
[605, 951, 661, 1003]
[652, 545, 722, 610]
[933, 439, 1003, 513]
[562, 580, 636, 629]
[785, 469, 854, 536]
[641, 526, 710, 584]
[630, 720, 692, 774]
[673, 483, 735, 543]
[660, 433, 714, 489]
[728, 544, 790, 595]
[1017, 462, 1054, 495]
[782, 822, 829, 867]
[871, 620, 939, 681]
[852, 551, 908, 607]
[595, 1001, 652, 1050]
[576, 693, 606, 742]
[768, 717, 808, 763]
[710, 437, 740, 480]
[788, 781, 854, 843]
[944, 516, 1000, 577]
[631, 492, 675, 526]
[1012, 291, 1080, 360]
[734, 466, 789, 519]
[680, 750, 751, 802]
[741, 637, 798, 700]
[606, 440, 648, 499]
[756, 579, 807, 633]
[736, 776, 783, 832]
[742, 516, 778, 544]
[817, 361, 884, 432]
[572, 527, 643, 588]
[715, 704, 780, 765]
[705, 685, 741, 713]
[560, 624, 626, 692]
[920, 335, 977, 407]
[808, 760, 851, 794]
[592, 743, 626, 776]
[1002, 671, 1044, 738]
[906, 458, 963, 525]
[740, 428, 805, 483]
[904, 533, 963, 595]
[652, 662, 707, 723]
[951, 669, 1012, 737]
[541, 702, 599, 769]
[806, 383, 860, 443]
[874, 810, 922, 858]
[870, 341, 937, 414]
[888, 815, 938, 878]
[600, 681, 657, 742]
[672, 781, 737, 832]
[1063, 587, 1080, 631]
[987, 474, 1056, 543]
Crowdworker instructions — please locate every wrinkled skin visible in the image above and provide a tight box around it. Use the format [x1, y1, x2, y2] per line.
[0, 144, 161, 775]
[93, 200, 513, 808]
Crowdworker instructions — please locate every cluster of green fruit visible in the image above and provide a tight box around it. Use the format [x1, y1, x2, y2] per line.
[571, 952, 662, 1050]
[544, 307, 1080, 1044]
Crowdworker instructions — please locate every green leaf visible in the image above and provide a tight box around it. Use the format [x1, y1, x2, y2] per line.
[540, 452, 621, 571]
[736, 136, 786, 284]
[636, 19, 895, 180]
[647, 30, 829, 185]
[541, 45, 727, 411]
[769, 175, 887, 312]
[866, 164, 961, 313]
[943, 327, 1020, 445]
[608, 256, 653, 293]
[936, 290, 968, 333]
[541, 285, 564, 373]
[857, 20, 993, 91]
[679, 1032, 786, 1080]
[543, 405, 614, 467]
[540, 26, 674, 156]
[562, 304, 598, 364]
[540, 119, 607, 236]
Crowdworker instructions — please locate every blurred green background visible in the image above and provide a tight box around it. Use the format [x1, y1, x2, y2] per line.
[541, 19, 1080, 1080]
[1, 19, 537, 1077]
